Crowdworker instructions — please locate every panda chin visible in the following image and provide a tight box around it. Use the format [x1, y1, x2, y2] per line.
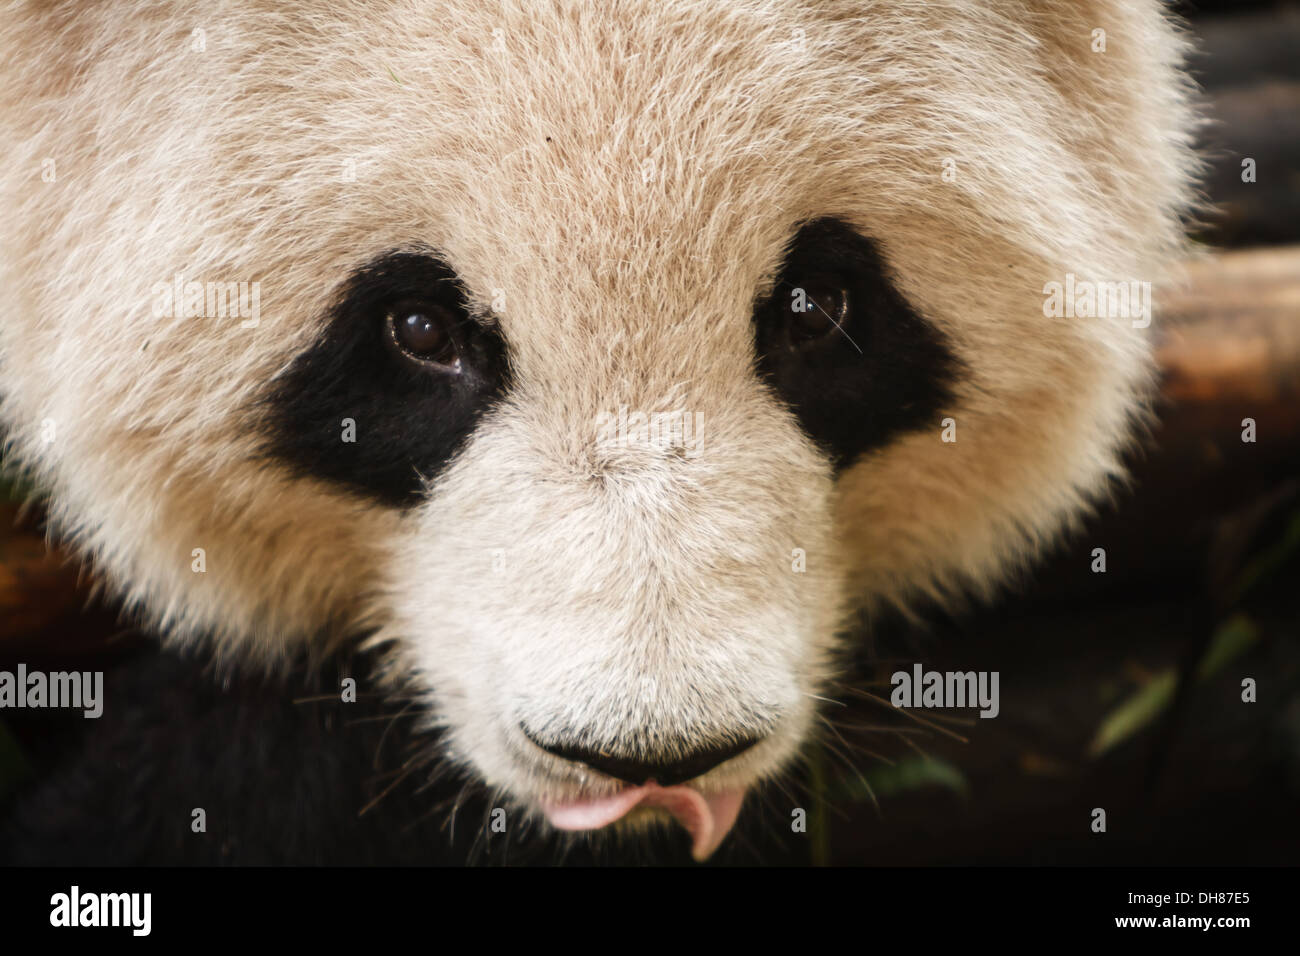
[539, 784, 748, 862]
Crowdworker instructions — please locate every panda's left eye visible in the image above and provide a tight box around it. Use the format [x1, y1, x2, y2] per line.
[387, 304, 461, 371]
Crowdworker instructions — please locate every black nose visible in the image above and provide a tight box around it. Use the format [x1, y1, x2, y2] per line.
[523, 727, 763, 787]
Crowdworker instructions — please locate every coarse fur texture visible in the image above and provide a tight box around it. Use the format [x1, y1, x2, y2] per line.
[0, 0, 1201, 858]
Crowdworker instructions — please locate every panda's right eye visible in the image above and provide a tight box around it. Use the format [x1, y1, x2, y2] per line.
[387, 304, 461, 372]
[752, 218, 959, 473]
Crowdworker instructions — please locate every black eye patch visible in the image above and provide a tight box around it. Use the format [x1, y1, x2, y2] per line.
[752, 218, 960, 471]
[259, 251, 510, 507]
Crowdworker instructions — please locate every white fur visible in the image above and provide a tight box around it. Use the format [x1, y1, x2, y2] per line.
[0, 1, 1199, 815]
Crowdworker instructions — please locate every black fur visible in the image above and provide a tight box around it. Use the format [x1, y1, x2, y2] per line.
[1, 647, 806, 865]
[0, 649, 572, 864]
[752, 218, 960, 470]
[261, 251, 511, 507]
[2, 650, 459, 864]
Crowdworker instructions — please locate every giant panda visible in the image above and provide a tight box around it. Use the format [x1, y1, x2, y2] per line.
[0, 0, 1199, 864]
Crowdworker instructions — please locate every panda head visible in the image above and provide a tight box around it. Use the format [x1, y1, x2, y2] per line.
[0, 0, 1198, 858]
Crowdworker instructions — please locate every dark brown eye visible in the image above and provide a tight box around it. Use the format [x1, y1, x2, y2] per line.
[388, 305, 460, 371]
[788, 281, 849, 345]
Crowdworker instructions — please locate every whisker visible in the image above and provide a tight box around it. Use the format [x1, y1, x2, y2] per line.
[343, 711, 416, 725]
[898, 733, 934, 762]
[812, 731, 878, 817]
[358, 760, 421, 817]
[830, 722, 931, 735]
[371, 701, 419, 770]
[804, 691, 848, 707]
[844, 689, 970, 742]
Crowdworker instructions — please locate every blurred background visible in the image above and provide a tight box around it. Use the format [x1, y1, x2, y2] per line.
[1, 0, 1298, 864]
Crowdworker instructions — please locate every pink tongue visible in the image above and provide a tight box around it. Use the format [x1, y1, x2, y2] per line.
[541, 784, 746, 861]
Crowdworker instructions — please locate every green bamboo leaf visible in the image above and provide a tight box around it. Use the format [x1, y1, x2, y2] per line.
[1227, 509, 1300, 606]
[1088, 670, 1178, 757]
[831, 755, 968, 802]
[1196, 614, 1259, 681]
[1089, 615, 1259, 757]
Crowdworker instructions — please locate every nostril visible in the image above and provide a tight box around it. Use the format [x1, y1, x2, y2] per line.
[522, 726, 763, 786]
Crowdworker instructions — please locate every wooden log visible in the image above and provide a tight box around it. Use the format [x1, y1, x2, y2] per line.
[1010, 245, 1300, 601]
[1158, 245, 1300, 405]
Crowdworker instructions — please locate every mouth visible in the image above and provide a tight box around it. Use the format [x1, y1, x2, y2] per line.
[539, 783, 748, 861]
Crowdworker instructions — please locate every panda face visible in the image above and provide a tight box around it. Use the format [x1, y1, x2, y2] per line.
[0, 0, 1197, 858]
[255, 218, 957, 856]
